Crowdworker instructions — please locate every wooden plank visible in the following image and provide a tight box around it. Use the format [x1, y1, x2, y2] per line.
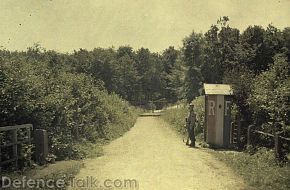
[223, 96, 231, 147]
[0, 124, 33, 132]
[206, 95, 217, 145]
[254, 130, 274, 137]
[247, 125, 255, 147]
[253, 130, 289, 140]
[0, 143, 2, 173]
[12, 129, 18, 168]
[230, 122, 233, 144]
[279, 136, 290, 141]
[0, 158, 17, 166]
[275, 133, 280, 160]
[204, 95, 208, 142]
[0, 124, 33, 169]
[1, 142, 16, 148]
[0, 139, 33, 148]
[216, 95, 224, 146]
[139, 112, 163, 117]
[34, 129, 48, 165]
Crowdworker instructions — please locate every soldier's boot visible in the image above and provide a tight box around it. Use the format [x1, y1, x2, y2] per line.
[190, 141, 195, 147]
[186, 138, 190, 146]
[190, 137, 195, 147]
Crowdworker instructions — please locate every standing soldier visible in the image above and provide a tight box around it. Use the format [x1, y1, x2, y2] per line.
[186, 103, 196, 147]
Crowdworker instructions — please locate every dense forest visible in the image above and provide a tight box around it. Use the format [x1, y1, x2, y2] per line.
[1, 17, 290, 163]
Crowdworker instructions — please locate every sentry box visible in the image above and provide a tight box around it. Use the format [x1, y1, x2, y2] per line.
[204, 83, 233, 148]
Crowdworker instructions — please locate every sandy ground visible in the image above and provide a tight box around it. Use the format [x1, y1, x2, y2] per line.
[68, 117, 246, 190]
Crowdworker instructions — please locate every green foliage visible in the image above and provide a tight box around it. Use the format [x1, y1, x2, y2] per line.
[0, 47, 139, 162]
[162, 97, 204, 139]
[68, 46, 184, 107]
[192, 96, 205, 135]
[248, 54, 290, 129]
[162, 47, 184, 103]
[182, 32, 204, 101]
[212, 148, 290, 190]
[180, 17, 290, 149]
[161, 105, 188, 137]
[4, 160, 83, 190]
[223, 66, 255, 123]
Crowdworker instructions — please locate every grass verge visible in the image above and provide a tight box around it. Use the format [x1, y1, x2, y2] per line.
[210, 148, 290, 190]
[2, 160, 83, 190]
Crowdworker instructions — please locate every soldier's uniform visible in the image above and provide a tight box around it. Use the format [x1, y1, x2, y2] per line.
[186, 104, 196, 147]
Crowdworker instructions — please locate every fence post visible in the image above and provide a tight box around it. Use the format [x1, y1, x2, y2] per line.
[230, 122, 234, 144]
[247, 125, 255, 148]
[34, 129, 48, 165]
[238, 119, 246, 149]
[274, 133, 282, 161]
[203, 121, 207, 142]
[12, 129, 18, 169]
[0, 144, 2, 174]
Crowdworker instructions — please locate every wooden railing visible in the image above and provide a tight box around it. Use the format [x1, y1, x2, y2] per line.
[0, 124, 33, 171]
[247, 124, 290, 160]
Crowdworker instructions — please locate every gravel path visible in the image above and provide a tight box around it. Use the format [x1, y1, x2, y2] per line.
[68, 117, 246, 190]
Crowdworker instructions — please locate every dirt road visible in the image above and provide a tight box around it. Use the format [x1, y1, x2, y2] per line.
[69, 117, 246, 190]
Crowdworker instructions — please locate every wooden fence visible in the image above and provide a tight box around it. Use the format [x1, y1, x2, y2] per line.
[0, 124, 33, 172]
[247, 124, 290, 160]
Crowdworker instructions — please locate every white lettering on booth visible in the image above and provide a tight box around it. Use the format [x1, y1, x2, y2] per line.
[208, 100, 215, 116]
[225, 101, 231, 116]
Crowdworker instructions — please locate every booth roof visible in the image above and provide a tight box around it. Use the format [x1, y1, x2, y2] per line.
[203, 83, 233, 95]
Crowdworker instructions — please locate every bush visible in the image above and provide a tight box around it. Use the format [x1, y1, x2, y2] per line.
[211, 148, 290, 190]
[248, 54, 290, 131]
[192, 96, 205, 135]
[161, 105, 188, 137]
[162, 97, 205, 138]
[0, 48, 139, 163]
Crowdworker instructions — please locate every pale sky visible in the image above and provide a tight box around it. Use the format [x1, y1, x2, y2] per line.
[0, 0, 290, 53]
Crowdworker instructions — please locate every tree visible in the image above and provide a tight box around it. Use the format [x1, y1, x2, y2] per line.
[282, 27, 290, 61]
[113, 54, 138, 101]
[182, 31, 205, 101]
[203, 25, 222, 83]
[161, 46, 182, 102]
[248, 54, 290, 130]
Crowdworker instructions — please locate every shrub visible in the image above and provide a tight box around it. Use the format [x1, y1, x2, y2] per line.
[0, 49, 139, 163]
[162, 96, 205, 138]
[192, 96, 205, 135]
[248, 54, 290, 132]
[212, 148, 290, 190]
[161, 105, 188, 137]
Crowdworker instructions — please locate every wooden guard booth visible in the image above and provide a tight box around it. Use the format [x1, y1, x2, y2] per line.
[204, 84, 233, 148]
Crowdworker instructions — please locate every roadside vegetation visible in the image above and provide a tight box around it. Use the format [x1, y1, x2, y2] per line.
[162, 96, 205, 139]
[162, 105, 187, 137]
[3, 160, 83, 190]
[211, 149, 290, 190]
[0, 46, 141, 168]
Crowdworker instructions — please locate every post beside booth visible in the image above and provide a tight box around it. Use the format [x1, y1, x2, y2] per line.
[204, 83, 233, 148]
